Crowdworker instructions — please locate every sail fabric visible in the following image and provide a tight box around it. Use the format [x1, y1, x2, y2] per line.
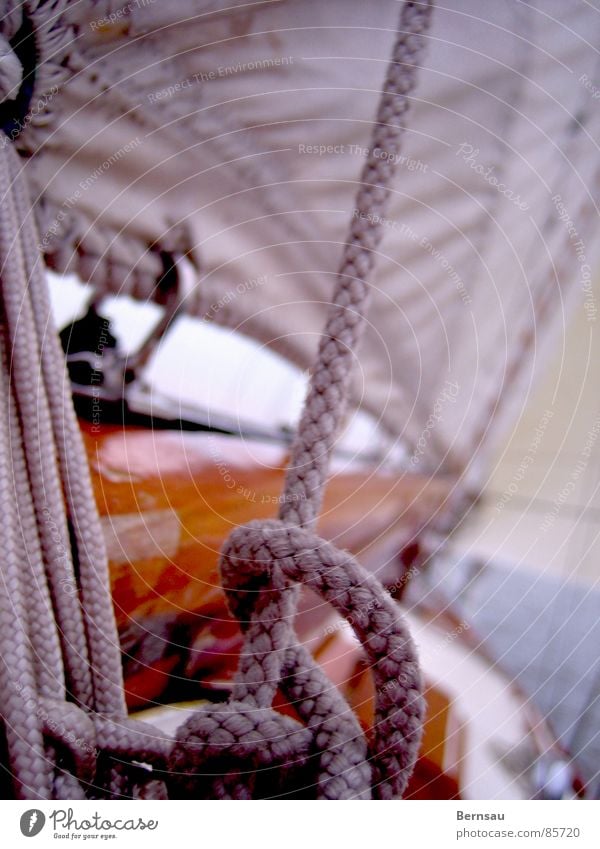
[17, 0, 600, 484]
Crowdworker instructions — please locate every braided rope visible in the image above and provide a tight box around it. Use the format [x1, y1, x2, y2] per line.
[281, 3, 432, 531]
[1, 139, 170, 800]
[0, 0, 432, 799]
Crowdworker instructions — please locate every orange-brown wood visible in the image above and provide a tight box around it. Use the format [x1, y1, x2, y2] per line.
[82, 420, 460, 795]
[83, 423, 453, 659]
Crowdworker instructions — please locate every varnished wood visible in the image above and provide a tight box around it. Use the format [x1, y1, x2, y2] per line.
[82, 420, 459, 794]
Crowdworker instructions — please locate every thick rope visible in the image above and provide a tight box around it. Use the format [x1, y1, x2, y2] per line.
[0, 0, 432, 799]
[1, 138, 169, 800]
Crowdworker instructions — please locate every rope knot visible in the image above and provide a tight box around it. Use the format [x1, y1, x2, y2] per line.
[212, 518, 424, 798]
[219, 519, 307, 626]
[169, 701, 312, 799]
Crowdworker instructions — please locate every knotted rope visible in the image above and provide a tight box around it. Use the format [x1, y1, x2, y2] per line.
[170, 521, 425, 799]
[0, 0, 432, 799]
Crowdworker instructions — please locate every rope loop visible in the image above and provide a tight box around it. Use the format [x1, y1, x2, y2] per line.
[170, 519, 424, 799]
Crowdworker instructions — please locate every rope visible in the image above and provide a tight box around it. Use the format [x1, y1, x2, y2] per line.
[0, 0, 432, 799]
[1, 128, 169, 801]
